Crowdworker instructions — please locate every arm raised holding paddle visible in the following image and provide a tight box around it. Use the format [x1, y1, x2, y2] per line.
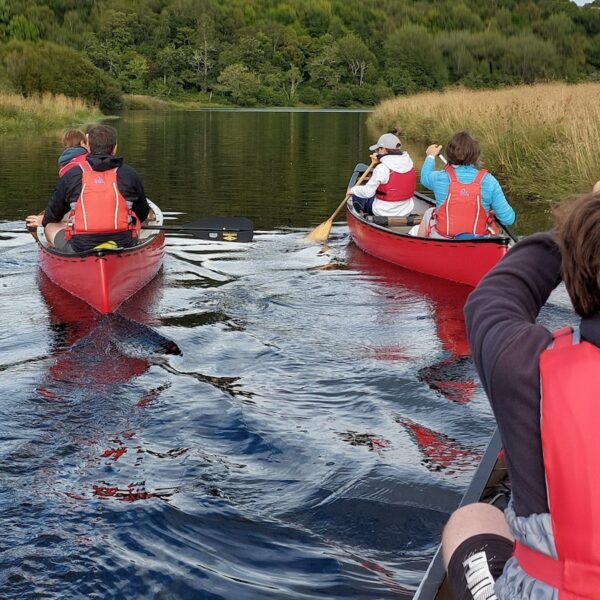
[305, 159, 377, 243]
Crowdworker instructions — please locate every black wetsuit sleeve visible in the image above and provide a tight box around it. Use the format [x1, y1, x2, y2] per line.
[42, 176, 72, 226]
[464, 232, 564, 516]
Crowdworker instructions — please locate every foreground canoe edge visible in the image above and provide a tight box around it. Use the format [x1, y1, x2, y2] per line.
[413, 429, 504, 600]
[35, 200, 165, 314]
[346, 193, 511, 287]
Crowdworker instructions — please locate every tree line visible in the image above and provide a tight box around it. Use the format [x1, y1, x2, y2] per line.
[2, 0, 600, 111]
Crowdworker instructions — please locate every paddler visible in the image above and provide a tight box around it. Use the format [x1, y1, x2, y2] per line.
[441, 191, 600, 598]
[26, 124, 151, 253]
[348, 129, 417, 218]
[414, 131, 515, 238]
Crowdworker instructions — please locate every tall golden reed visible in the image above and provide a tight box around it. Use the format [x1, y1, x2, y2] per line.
[369, 83, 600, 208]
[0, 92, 101, 133]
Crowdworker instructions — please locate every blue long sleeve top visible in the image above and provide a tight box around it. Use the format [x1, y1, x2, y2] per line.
[420, 156, 516, 226]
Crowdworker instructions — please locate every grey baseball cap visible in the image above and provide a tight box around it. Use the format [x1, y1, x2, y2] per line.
[369, 133, 401, 151]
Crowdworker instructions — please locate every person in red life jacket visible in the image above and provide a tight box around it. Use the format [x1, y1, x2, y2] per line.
[440, 193, 600, 599]
[26, 124, 151, 253]
[58, 128, 88, 178]
[413, 131, 515, 238]
[348, 130, 417, 217]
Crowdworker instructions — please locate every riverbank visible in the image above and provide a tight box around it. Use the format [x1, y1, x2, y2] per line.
[0, 92, 102, 135]
[369, 83, 600, 215]
[123, 94, 229, 110]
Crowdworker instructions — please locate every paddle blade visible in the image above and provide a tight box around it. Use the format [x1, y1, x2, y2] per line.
[184, 216, 253, 232]
[305, 217, 334, 242]
[144, 216, 254, 242]
[178, 228, 254, 243]
[184, 216, 254, 242]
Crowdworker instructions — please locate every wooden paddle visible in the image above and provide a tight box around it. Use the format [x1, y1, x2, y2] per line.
[438, 154, 518, 243]
[305, 159, 377, 242]
[1, 216, 255, 243]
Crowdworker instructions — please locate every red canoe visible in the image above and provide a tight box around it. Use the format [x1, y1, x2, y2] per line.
[346, 193, 512, 287]
[35, 202, 165, 314]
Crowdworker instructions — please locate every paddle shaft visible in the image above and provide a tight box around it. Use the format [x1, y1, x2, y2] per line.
[2, 216, 255, 242]
[334, 159, 378, 219]
[142, 225, 250, 233]
[437, 154, 518, 243]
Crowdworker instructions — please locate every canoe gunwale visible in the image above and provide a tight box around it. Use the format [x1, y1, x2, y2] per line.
[34, 199, 164, 259]
[347, 193, 511, 247]
[413, 429, 505, 600]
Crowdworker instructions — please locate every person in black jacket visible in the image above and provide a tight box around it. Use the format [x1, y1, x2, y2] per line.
[26, 124, 151, 253]
[440, 191, 600, 598]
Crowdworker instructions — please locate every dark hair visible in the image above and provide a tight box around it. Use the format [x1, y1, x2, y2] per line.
[62, 128, 86, 148]
[87, 124, 117, 155]
[445, 131, 480, 166]
[555, 192, 600, 317]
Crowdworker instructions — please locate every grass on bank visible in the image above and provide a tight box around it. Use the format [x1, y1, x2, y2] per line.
[369, 83, 600, 212]
[0, 92, 102, 134]
[124, 94, 229, 110]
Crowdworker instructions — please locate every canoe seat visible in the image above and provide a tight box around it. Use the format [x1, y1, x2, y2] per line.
[370, 214, 423, 227]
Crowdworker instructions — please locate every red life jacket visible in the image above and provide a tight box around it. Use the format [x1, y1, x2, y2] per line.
[434, 166, 497, 237]
[375, 168, 416, 202]
[513, 326, 600, 597]
[65, 162, 137, 240]
[58, 153, 88, 178]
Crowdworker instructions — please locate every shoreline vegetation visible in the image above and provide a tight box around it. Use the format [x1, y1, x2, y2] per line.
[0, 92, 102, 135]
[369, 82, 600, 218]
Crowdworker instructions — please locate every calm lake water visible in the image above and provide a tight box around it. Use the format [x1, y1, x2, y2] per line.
[0, 110, 571, 599]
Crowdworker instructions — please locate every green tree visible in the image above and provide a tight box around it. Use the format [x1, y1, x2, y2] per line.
[1, 40, 122, 111]
[308, 41, 341, 88]
[336, 34, 376, 86]
[384, 25, 448, 91]
[8, 15, 39, 41]
[216, 62, 260, 105]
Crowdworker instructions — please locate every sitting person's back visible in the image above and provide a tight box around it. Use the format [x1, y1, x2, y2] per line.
[349, 130, 416, 218]
[58, 129, 88, 178]
[415, 131, 515, 238]
[27, 124, 150, 253]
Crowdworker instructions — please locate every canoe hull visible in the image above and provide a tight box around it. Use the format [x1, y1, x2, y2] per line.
[346, 202, 510, 287]
[38, 232, 165, 314]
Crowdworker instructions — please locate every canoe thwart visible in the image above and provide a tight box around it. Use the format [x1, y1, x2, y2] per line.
[369, 214, 423, 227]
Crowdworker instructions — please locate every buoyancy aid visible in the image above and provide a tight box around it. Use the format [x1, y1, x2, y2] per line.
[434, 166, 498, 237]
[374, 168, 416, 202]
[58, 153, 88, 178]
[64, 161, 138, 240]
[512, 326, 600, 598]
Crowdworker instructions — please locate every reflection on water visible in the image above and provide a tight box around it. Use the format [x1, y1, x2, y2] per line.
[0, 111, 568, 599]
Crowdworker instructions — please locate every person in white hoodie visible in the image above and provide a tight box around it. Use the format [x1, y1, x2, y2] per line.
[348, 131, 416, 217]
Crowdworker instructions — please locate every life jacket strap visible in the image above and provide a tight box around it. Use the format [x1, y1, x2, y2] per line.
[515, 541, 600, 595]
[514, 542, 562, 589]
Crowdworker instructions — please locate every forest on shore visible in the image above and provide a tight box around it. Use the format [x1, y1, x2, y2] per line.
[3, 0, 600, 111]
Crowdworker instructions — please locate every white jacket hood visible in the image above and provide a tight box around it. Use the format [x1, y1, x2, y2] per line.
[380, 152, 414, 174]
